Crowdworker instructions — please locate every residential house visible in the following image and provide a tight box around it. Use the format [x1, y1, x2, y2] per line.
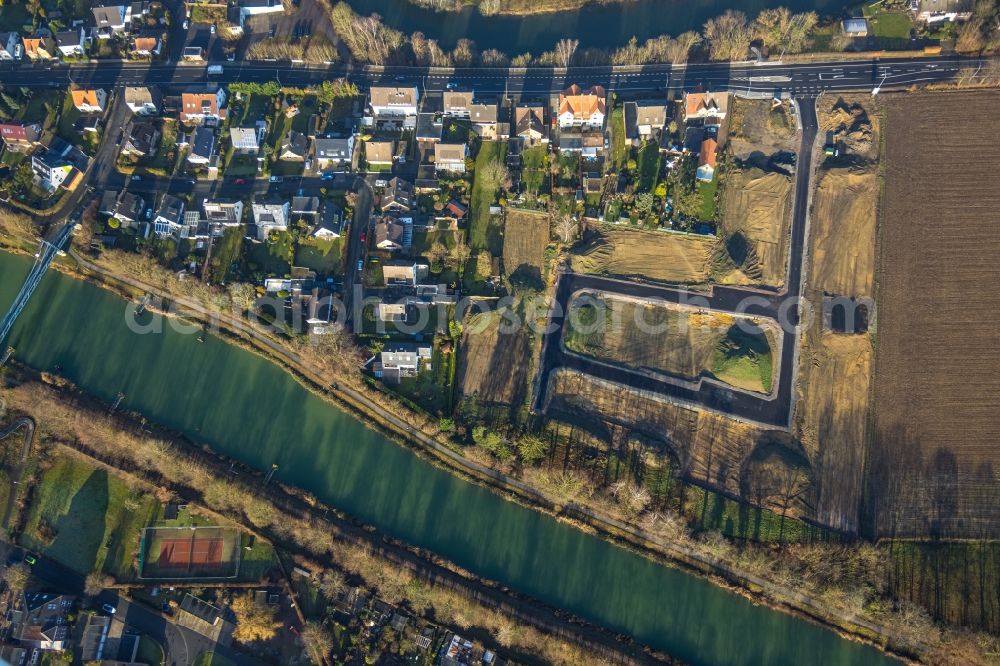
[438, 200, 467, 223]
[684, 91, 729, 122]
[558, 132, 604, 158]
[71, 87, 107, 113]
[121, 120, 159, 158]
[625, 100, 667, 140]
[414, 164, 439, 192]
[203, 199, 244, 226]
[364, 139, 395, 166]
[124, 86, 160, 115]
[372, 344, 432, 383]
[187, 126, 216, 165]
[180, 87, 228, 126]
[31, 138, 84, 192]
[182, 46, 204, 61]
[374, 216, 408, 251]
[380, 177, 414, 213]
[129, 0, 152, 23]
[152, 194, 185, 236]
[311, 204, 344, 239]
[251, 201, 290, 241]
[279, 130, 308, 161]
[9, 593, 75, 651]
[0, 123, 42, 152]
[375, 302, 406, 323]
[369, 86, 420, 119]
[0, 645, 27, 666]
[229, 127, 260, 154]
[21, 35, 57, 61]
[558, 85, 606, 129]
[415, 112, 442, 143]
[841, 18, 870, 36]
[696, 137, 717, 182]
[0, 32, 18, 60]
[55, 28, 88, 57]
[314, 136, 354, 170]
[92, 4, 128, 39]
[238, 0, 285, 26]
[442, 91, 474, 117]
[100, 189, 145, 227]
[383, 261, 429, 287]
[914, 0, 973, 23]
[468, 103, 499, 139]
[434, 143, 468, 173]
[79, 614, 111, 662]
[131, 34, 160, 56]
[515, 105, 548, 145]
[291, 196, 320, 219]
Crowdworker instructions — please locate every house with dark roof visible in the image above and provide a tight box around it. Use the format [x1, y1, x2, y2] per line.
[55, 28, 88, 57]
[515, 105, 548, 145]
[374, 216, 407, 251]
[380, 177, 414, 213]
[92, 4, 128, 39]
[121, 120, 159, 158]
[187, 126, 216, 165]
[9, 592, 75, 651]
[153, 194, 185, 236]
[311, 204, 344, 239]
[279, 130, 309, 161]
[314, 136, 354, 169]
[100, 189, 145, 228]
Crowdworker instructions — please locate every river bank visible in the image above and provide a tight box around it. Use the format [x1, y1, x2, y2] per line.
[0, 376, 657, 664]
[0, 246, 912, 665]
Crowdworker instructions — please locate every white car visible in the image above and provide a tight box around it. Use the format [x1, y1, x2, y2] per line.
[101, 604, 117, 615]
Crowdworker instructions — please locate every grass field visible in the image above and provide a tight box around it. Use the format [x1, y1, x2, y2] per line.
[457, 307, 531, 407]
[868, 90, 1000, 539]
[295, 237, 343, 276]
[502, 209, 549, 290]
[469, 141, 506, 252]
[570, 227, 716, 284]
[710, 325, 774, 393]
[521, 145, 549, 196]
[719, 169, 791, 287]
[21, 455, 158, 576]
[136, 635, 165, 666]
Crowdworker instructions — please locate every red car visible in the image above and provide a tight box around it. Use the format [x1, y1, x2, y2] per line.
[359, 231, 367, 243]
[233, 178, 246, 185]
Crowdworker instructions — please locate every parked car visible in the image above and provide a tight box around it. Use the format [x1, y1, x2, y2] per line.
[359, 231, 367, 243]
[445, 81, 458, 90]
[210, 23, 216, 35]
[182, 19, 189, 30]
[101, 604, 116, 615]
[357, 259, 363, 272]
[269, 176, 283, 183]
[320, 172, 334, 182]
[232, 178, 246, 185]
[131, 175, 141, 181]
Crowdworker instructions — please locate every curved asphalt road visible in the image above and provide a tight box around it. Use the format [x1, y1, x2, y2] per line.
[535, 98, 818, 429]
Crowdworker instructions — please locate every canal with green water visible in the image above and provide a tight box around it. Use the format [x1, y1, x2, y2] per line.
[0, 251, 897, 666]
[341, 0, 854, 54]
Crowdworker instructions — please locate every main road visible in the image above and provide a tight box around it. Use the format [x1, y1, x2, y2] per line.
[0, 53, 987, 98]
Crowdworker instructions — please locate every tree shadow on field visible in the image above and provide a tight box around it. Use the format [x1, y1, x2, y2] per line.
[46, 470, 111, 574]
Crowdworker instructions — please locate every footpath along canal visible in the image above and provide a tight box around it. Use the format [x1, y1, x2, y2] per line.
[0, 251, 898, 666]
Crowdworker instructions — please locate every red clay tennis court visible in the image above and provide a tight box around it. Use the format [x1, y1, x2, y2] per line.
[158, 536, 225, 569]
[139, 526, 242, 580]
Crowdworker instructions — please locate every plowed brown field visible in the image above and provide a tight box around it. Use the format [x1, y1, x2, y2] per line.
[868, 90, 1000, 538]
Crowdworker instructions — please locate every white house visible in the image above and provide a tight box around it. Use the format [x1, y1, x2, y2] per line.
[238, 0, 285, 26]
[558, 85, 606, 129]
[124, 86, 160, 115]
[251, 202, 290, 241]
[433, 143, 468, 173]
[229, 127, 260, 154]
[203, 199, 244, 225]
[152, 194, 185, 236]
[373, 344, 432, 383]
[314, 136, 354, 170]
[180, 87, 228, 126]
[369, 86, 419, 118]
[0, 32, 19, 60]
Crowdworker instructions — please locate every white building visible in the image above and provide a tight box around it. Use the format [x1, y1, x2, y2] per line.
[251, 202, 290, 241]
[369, 86, 419, 118]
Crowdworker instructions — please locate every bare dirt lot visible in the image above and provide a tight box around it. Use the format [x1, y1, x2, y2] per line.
[868, 90, 1000, 538]
[570, 227, 716, 284]
[794, 94, 882, 534]
[719, 169, 792, 287]
[457, 308, 530, 407]
[502, 209, 549, 290]
[726, 98, 797, 161]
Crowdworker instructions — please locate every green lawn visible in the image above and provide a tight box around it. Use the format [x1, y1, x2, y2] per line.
[609, 106, 627, 172]
[0, 3, 32, 31]
[683, 484, 826, 543]
[295, 237, 343, 275]
[864, 4, 914, 47]
[696, 174, 719, 221]
[710, 325, 773, 393]
[136, 635, 165, 666]
[636, 140, 661, 193]
[244, 231, 294, 277]
[239, 533, 278, 581]
[469, 141, 506, 252]
[521, 145, 549, 196]
[21, 456, 158, 577]
[236, 94, 272, 126]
